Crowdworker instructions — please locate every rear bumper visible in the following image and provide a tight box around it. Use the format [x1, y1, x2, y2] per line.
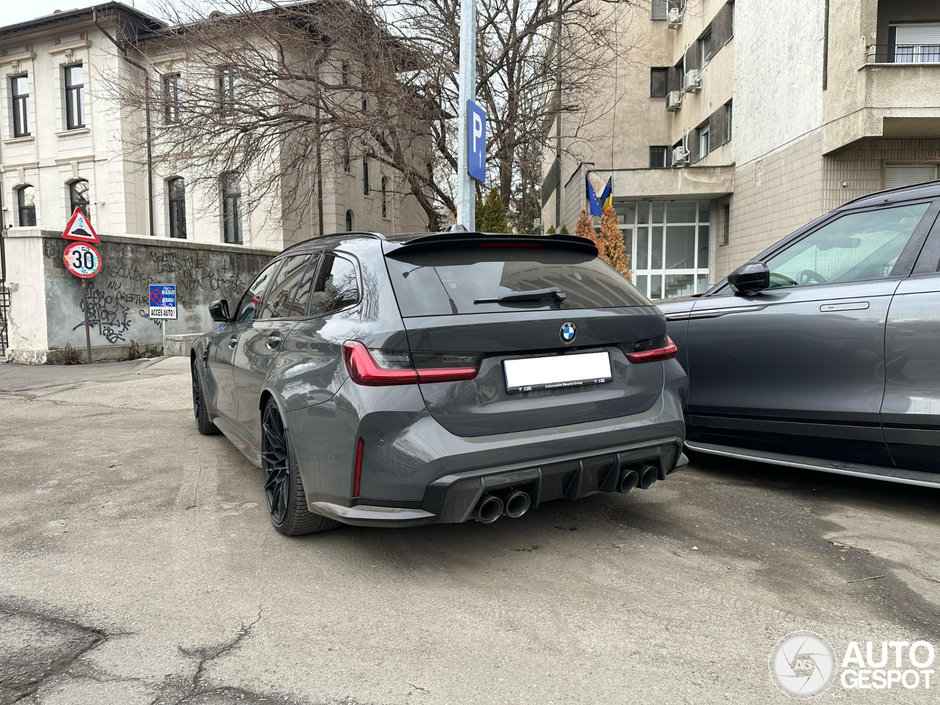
[309, 439, 687, 527]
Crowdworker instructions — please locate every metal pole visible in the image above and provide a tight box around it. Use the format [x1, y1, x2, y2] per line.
[554, 0, 563, 229]
[82, 280, 92, 364]
[456, 0, 477, 229]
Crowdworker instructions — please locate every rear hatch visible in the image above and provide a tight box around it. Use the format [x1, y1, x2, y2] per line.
[382, 233, 672, 437]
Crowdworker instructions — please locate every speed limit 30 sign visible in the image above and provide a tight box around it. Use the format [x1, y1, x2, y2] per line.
[63, 242, 102, 279]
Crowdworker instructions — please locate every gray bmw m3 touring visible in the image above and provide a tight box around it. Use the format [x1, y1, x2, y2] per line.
[191, 231, 688, 535]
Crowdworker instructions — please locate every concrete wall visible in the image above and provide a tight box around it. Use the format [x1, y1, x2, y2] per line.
[733, 0, 825, 166]
[717, 130, 826, 278]
[823, 137, 940, 210]
[3, 228, 273, 362]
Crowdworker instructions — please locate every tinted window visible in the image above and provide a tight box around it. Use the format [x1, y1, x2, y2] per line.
[386, 247, 648, 316]
[261, 255, 313, 319]
[235, 262, 281, 322]
[309, 254, 359, 315]
[765, 202, 930, 287]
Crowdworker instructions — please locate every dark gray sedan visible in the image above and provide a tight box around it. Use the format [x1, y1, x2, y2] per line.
[191, 231, 688, 535]
[659, 181, 940, 487]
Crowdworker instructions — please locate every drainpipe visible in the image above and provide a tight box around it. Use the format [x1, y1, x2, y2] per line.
[94, 10, 154, 237]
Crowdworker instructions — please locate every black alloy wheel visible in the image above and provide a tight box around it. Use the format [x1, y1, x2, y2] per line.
[192, 361, 219, 435]
[260, 399, 338, 536]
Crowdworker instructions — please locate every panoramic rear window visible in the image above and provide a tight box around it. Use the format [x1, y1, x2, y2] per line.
[385, 247, 648, 316]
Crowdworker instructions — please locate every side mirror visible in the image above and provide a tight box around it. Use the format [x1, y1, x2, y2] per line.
[728, 261, 770, 296]
[209, 299, 232, 322]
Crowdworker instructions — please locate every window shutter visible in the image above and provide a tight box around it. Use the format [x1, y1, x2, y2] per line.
[884, 165, 937, 189]
[667, 67, 681, 94]
[710, 107, 727, 148]
[712, 4, 733, 48]
[684, 46, 700, 72]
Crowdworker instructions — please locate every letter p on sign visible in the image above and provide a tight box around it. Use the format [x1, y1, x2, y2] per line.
[467, 99, 486, 183]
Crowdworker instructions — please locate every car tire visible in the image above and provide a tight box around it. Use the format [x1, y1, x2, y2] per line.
[192, 361, 220, 436]
[261, 399, 339, 536]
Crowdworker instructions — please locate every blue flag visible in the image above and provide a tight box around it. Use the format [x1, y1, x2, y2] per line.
[586, 175, 602, 216]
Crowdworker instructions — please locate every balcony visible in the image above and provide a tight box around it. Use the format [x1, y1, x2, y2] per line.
[866, 43, 940, 64]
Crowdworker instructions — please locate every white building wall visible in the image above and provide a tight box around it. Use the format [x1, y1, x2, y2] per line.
[732, 0, 826, 165]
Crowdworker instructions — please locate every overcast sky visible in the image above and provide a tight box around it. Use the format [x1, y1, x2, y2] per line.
[3, 1, 168, 25]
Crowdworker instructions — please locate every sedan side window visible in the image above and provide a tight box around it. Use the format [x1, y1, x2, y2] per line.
[284, 254, 321, 318]
[235, 261, 282, 322]
[260, 255, 312, 319]
[764, 203, 930, 288]
[309, 254, 359, 316]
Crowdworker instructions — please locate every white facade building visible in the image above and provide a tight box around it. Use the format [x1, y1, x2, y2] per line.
[0, 2, 427, 248]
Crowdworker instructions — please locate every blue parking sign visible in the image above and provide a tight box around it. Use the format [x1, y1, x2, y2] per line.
[149, 284, 177, 320]
[467, 100, 486, 183]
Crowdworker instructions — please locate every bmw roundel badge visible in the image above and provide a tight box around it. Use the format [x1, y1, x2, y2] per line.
[560, 321, 577, 343]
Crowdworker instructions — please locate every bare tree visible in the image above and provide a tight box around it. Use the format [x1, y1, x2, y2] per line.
[105, 0, 632, 234]
[372, 0, 634, 231]
[106, 0, 447, 231]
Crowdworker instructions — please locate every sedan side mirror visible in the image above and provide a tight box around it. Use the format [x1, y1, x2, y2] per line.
[728, 261, 770, 296]
[209, 299, 232, 322]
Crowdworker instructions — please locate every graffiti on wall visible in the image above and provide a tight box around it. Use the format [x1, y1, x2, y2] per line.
[42, 236, 271, 348]
[75, 282, 134, 344]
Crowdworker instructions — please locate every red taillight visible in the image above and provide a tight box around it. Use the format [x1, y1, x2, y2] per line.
[626, 336, 678, 363]
[342, 341, 479, 385]
[353, 438, 364, 497]
[342, 341, 418, 385]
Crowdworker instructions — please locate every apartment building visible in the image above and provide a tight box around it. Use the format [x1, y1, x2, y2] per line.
[543, 0, 940, 299]
[0, 2, 426, 249]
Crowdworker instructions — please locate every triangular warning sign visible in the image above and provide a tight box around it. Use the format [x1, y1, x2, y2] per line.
[62, 207, 100, 243]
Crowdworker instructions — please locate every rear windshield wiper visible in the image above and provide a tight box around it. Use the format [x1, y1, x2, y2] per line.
[474, 287, 567, 305]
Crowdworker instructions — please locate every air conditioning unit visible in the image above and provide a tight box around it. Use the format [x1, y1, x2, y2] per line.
[683, 69, 701, 93]
[666, 90, 683, 111]
[666, 7, 683, 28]
[672, 146, 690, 166]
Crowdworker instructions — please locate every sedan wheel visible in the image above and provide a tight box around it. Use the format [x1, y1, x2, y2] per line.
[261, 400, 338, 536]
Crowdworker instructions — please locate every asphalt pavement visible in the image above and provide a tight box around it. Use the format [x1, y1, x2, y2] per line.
[0, 357, 937, 704]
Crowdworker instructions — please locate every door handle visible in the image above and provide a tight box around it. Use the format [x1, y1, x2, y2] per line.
[820, 301, 869, 312]
[228, 336, 238, 349]
[265, 334, 282, 350]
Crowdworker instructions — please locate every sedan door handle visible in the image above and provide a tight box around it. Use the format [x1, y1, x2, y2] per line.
[228, 336, 238, 349]
[265, 334, 282, 350]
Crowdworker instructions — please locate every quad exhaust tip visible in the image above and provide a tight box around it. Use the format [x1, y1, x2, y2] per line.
[476, 494, 504, 524]
[638, 465, 658, 490]
[504, 490, 531, 519]
[618, 470, 639, 495]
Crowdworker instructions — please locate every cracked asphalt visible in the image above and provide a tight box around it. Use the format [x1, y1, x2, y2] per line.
[0, 357, 937, 704]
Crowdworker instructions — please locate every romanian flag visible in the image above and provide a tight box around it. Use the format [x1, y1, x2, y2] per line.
[600, 177, 613, 210]
[586, 176, 613, 216]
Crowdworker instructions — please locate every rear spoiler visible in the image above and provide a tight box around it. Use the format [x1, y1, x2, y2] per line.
[385, 232, 598, 258]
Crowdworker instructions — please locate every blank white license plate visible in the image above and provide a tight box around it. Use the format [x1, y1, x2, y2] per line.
[504, 352, 612, 393]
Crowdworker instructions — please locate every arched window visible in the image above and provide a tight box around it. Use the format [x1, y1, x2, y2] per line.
[381, 176, 388, 219]
[16, 185, 36, 226]
[167, 177, 186, 239]
[362, 156, 370, 196]
[222, 173, 242, 243]
[68, 179, 89, 217]
[345, 209, 354, 232]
